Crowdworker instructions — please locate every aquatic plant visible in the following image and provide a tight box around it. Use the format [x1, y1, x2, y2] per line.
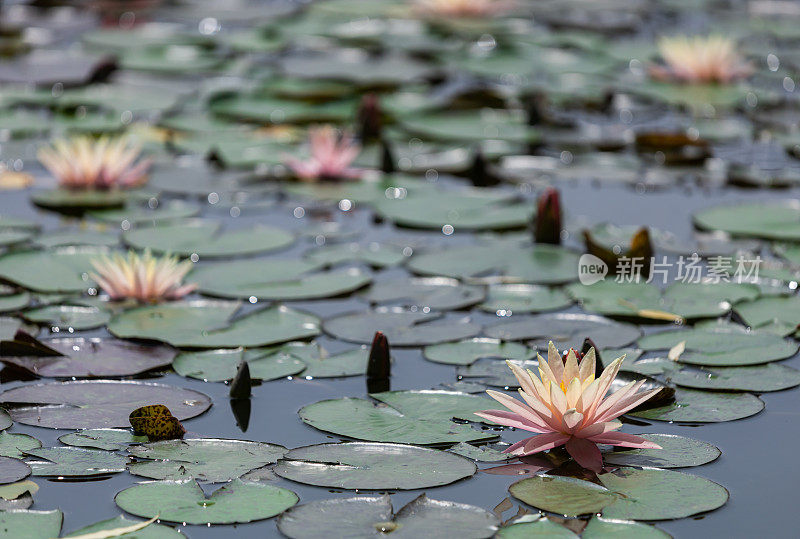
[37, 136, 151, 190]
[90, 250, 196, 302]
[413, 0, 516, 18]
[476, 342, 661, 472]
[285, 125, 362, 182]
[651, 35, 751, 84]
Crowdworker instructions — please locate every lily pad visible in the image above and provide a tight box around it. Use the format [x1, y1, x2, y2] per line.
[0, 456, 31, 484]
[457, 358, 541, 388]
[479, 284, 573, 314]
[86, 201, 199, 226]
[0, 509, 62, 539]
[128, 439, 287, 483]
[25, 447, 126, 477]
[62, 515, 185, 538]
[277, 494, 498, 539]
[449, 443, 514, 462]
[361, 277, 485, 310]
[497, 515, 668, 538]
[423, 338, 534, 366]
[108, 301, 320, 348]
[59, 429, 148, 451]
[670, 364, 800, 392]
[323, 308, 481, 346]
[31, 189, 128, 212]
[0, 247, 106, 293]
[408, 244, 581, 284]
[280, 343, 370, 378]
[298, 394, 495, 445]
[192, 259, 371, 301]
[274, 442, 476, 489]
[0, 338, 175, 378]
[0, 432, 41, 459]
[630, 388, 764, 423]
[485, 313, 641, 348]
[173, 346, 306, 382]
[305, 243, 407, 268]
[694, 201, 800, 240]
[123, 221, 294, 258]
[115, 478, 298, 525]
[509, 467, 728, 520]
[401, 110, 540, 144]
[22, 304, 110, 331]
[735, 295, 800, 330]
[602, 434, 721, 468]
[0, 380, 211, 429]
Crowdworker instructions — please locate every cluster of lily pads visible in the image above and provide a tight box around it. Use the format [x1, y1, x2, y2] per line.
[3, 0, 800, 536]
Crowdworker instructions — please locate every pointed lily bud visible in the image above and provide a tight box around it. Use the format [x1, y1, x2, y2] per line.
[534, 187, 561, 245]
[366, 331, 390, 393]
[229, 361, 251, 399]
[467, 148, 500, 187]
[357, 93, 382, 143]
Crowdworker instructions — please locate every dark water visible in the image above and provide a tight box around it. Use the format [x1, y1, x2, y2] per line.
[0, 179, 797, 538]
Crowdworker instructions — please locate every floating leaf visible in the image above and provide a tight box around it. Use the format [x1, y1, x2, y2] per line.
[449, 443, 514, 462]
[0, 381, 211, 429]
[630, 388, 764, 423]
[0, 456, 31, 484]
[274, 442, 476, 489]
[735, 295, 800, 330]
[694, 201, 800, 240]
[22, 305, 111, 331]
[509, 468, 728, 520]
[361, 277, 485, 310]
[62, 515, 182, 539]
[59, 429, 148, 451]
[115, 479, 298, 524]
[277, 494, 499, 539]
[0, 480, 38, 511]
[0, 509, 62, 539]
[172, 346, 306, 382]
[109, 301, 320, 348]
[305, 243, 407, 268]
[0, 432, 41, 459]
[602, 434, 720, 468]
[0, 247, 105, 293]
[485, 313, 641, 349]
[479, 284, 573, 314]
[128, 439, 287, 483]
[26, 447, 126, 477]
[670, 364, 800, 392]
[423, 338, 534, 366]
[129, 405, 185, 441]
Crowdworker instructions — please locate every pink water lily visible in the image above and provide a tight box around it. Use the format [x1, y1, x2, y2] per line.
[650, 35, 751, 84]
[413, 0, 516, 18]
[38, 136, 151, 190]
[90, 250, 196, 303]
[475, 342, 661, 472]
[285, 125, 362, 182]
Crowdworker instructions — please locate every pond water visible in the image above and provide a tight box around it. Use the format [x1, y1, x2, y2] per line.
[2, 0, 800, 537]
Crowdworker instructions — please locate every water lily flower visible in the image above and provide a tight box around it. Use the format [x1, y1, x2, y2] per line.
[90, 250, 196, 302]
[475, 342, 661, 472]
[651, 35, 751, 84]
[37, 136, 151, 190]
[413, 0, 516, 18]
[285, 125, 363, 182]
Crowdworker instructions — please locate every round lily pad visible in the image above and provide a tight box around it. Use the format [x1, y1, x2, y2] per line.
[694, 201, 800, 240]
[0, 380, 211, 429]
[22, 304, 110, 331]
[479, 284, 573, 314]
[630, 388, 764, 423]
[0, 457, 31, 484]
[735, 295, 800, 330]
[278, 343, 370, 378]
[485, 313, 641, 349]
[361, 277, 485, 310]
[108, 301, 320, 348]
[274, 442, 476, 490]
[509, 467, 728, 520]
[123, 220, 294, 258]
[26, 447, 126, 477]
[86, 201, 199, 226]
[423, 338, 534, 366]
[305, 243, 407, 268]
[192, 259, 371, 301]
[401, 110, 540, 144]
[115, 478, 298, 525]
[31, 189, 128, 212]
[602, 434, 721, 468]
[408, 244, 581, 284]
[497, 516, 668, 538]
[128, 439, 287, 483]
[0, 337, 175, 378]
[59, 429, 148, 451]
[0, 292, 29, 313]
[670, 364, 800, 392]
[0, 432, 41, 459]
[173, 347, 306, 382]
[278, 494, 499, 539]
[457, 358, 540, 388]
[0, 247, 106, 293]
[323, 308, 482, 346]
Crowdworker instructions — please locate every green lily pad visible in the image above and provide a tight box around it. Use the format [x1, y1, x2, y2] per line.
[33, 230, 119, 248]
[285, 174, 435, 206]
[630, 388, 764, 423]
[401, 110, 540, 144]
[22, 304, 110, 331]
[485, 313, 641, 348]
[115, 478, 298, 525]
[128, 439, 287, 483]
[449, 443, 514, 462]
[735, 295, 800, 330]
[0, 247, 107, 293]
[509, 467, 728, 520]
[0, 432, 40, 460]
[25, 447, 126, 477]
[0, 480, 37, 511]
[361, 277, 485, 310]
[0, 292, 29, 313]
[298, 394, 495, 445]
[602, 434, 720, 468]
[0, 409, 11, 431]
[479, 284, 573, 314]
[192, 259, 370, 301]
[173, 346, 306, 382]
[108, 301, 320, 348]
[30, 189, 129, 212]
[670, 364, 800, 392]
[408, 244, 580, 284]
[63, 515, 185, 538]
[323, 308, 482, 346]
[59, 429, 148, 451]
[496, 516, 578, 538]
[629, 79, 748, 110]
[210, 94, 355, 125]
[0, 510, 62, 539]
[0, 380, 211, 429]
[374, 191, 533, 231]
[497, 515, 668, 538]
[305, 243, 408, 268]
[637, 325, 797, 366]
[277, 494, 499, 539]
[423, 338, 534, 366]
[280, 343, 370, 378]
[457, 358, 540, 388]
[0, 456, 31, 484]
[694, 201, 800, 240]
[123, 221, 294, 258]
[274, 442, 476, 489]
[87, 201, 199, 225]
